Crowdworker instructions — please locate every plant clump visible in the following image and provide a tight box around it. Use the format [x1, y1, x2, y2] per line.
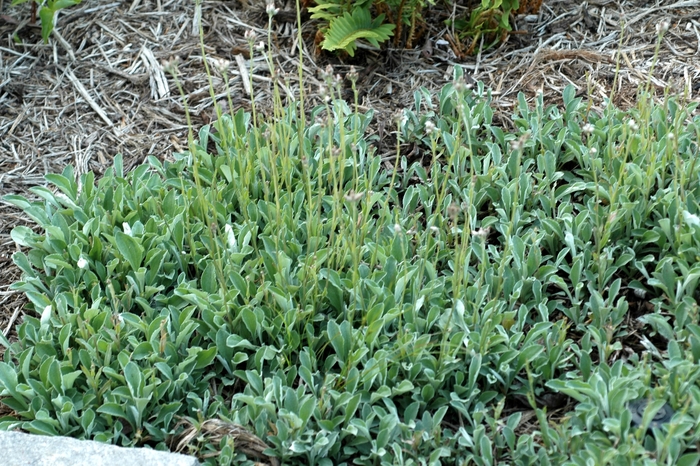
[2, 67, 700, 464]
[310, 0, 544, 56]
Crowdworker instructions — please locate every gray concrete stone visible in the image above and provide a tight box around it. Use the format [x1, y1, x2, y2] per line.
[0, 430, 200, 466]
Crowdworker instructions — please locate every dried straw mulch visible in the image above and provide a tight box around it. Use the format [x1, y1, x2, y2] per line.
[0, 0, 698, 422]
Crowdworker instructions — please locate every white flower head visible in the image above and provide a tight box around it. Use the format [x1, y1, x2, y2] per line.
[244, 29, 257, 42]
[471, 227, 491, 239]
[582, 123, 594, 134]
[255, 41, 265, 52]
[590, 147, 598, 155]
[41, 305, 52, 326]
[212, 57, 230, 72]
[344, 190, 364, 203]
[321, 64, 334, 80]
[683, 210, 700, 227]
[394, 224, 402, 234]
[123, 222, 132, 236]
[347, 66, 358, 82]
[161, 57, 180, 74]
[319, 84, 330, 102]
[656, 20, 670, 34]
[224, 224, 236, 249]
[265, 1, 279, 16]
[77, 257, 89, 269]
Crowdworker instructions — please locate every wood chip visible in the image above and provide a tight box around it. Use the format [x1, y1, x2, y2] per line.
[60, 66, 115, 128]
[235, 53, 252, 96]
[138, 46, 170, 100]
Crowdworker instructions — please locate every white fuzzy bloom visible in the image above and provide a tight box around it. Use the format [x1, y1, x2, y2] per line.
[224, 224, 236, 249]
[77, 257, 89, 269]
[590, 147, 598, 155]
[212, 57, 230, 72]
[471, 227, 491, 239]
[123, 222, 132, 236]
[656, 20, 670, 34]
[322, 64, 333, 79]
[582, 123, 594, 134]
[161, 57, 180, 73]
[41, 305, 52, 325]
[683, 210, 700, 227]
[266, 1, 279, 16]
[344, 190, 364, 203]
[394, 224, 402, 234]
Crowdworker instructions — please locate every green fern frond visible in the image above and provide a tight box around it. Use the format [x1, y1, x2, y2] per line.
[321, 8, 395, 57]
[308, 2, 345, 22]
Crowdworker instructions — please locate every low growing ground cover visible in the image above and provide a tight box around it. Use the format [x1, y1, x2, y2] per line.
[1, 64, 700, 465]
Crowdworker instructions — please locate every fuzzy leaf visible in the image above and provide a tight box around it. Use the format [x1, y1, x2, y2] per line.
[115, 231, 144, 271]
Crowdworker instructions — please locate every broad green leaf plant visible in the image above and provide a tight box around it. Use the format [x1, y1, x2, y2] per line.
[11, 0, 81, 42]
[310, 0, 535, 56]
[312, 6, 396, 56]
[451, 0, 521, 54]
